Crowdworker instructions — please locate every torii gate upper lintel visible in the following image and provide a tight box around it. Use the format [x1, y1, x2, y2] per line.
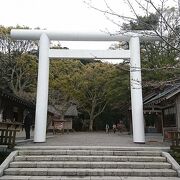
[11, 29, 161, 144]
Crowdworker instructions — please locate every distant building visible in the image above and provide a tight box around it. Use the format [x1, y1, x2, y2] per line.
[0, 88, 35, 123]
[127, 83, 180, 139]
[143, 83, 180, 139]
[64, 103, 78, 131]
[47, 103, 78, 133]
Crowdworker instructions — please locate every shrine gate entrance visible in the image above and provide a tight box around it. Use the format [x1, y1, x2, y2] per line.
[11, 29, 160, 143]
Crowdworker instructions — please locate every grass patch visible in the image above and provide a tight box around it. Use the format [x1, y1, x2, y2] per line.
[170, 150, 180, 165]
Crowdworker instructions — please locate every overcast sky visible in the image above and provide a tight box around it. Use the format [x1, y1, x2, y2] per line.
[0, 0, 177, 51]
[0, 0, 133, 50]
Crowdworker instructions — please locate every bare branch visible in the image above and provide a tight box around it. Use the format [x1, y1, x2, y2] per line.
[83, 0, 137, 22]
[148, 0, 179, 36]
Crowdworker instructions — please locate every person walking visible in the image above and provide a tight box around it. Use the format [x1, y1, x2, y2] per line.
[24, 110, 32, 139]
[105, 124, 109, 133]
[112, 123, 116, 133]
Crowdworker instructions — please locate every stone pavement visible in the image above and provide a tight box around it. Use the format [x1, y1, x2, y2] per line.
[16, 131, 171, 148]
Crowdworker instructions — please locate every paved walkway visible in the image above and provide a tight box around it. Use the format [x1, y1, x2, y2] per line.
[16, 131, 171, 148]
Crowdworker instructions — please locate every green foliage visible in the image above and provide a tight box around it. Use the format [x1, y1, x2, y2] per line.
[141, 41, 180, 87]
[49, 59, 83, 92]
[122, 9, 180, 88]
[0, 150, 11, 165]
[0, 52, 38, 97]
[69, 62, 118, 130]
[123, 13, 159, 30]
[48, 60, 83, 115]
[70, 63, 128, 130]
[49, 60, 129, 130]
[170, 150, 180, 165]
[0, 26, 130, 129]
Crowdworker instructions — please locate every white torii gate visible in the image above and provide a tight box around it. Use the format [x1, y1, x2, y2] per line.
[11, 29, 160, 143]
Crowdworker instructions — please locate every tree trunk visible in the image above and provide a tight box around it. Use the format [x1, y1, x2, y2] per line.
[88, 100, 96, 131]
[89, 105, 95, 131]
[89, 116, 94, 131]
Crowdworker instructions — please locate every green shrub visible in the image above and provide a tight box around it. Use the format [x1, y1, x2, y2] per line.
[0, 149, 11, 164]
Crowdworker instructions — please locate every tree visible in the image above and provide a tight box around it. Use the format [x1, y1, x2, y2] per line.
[62, 62, 128, 131]
[122, 13, 159, 30]
[0, 25, 38, 55]
[49, 59, 130, 131]
[49, 59, 83, 117]
[9, 54, 37, 94]
[121, 10, 180, 87]
[85, 0, 180, 56]
[49, 59, 127, 130]
[0, 26, 38, 101]
[89, 0, 180, 88]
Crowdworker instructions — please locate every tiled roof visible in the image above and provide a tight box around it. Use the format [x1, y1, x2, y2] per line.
[64, 104, 78, 117]
[0, 88, 35, 108]
[144, 83, 180, 105]
[48, 105, 61, 116]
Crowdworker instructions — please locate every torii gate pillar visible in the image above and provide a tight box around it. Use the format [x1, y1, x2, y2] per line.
[34, 33, 50, 142]
[130, 36, 145, 143]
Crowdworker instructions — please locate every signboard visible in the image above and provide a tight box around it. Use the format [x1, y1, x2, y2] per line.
[54, 121, 64, 131]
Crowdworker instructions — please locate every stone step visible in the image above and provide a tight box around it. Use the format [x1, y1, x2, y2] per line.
[18, 150, 162, 156]
[1, 176, 180, 180]
[15, 146, 170, 152]
[9, 161, 171, 169]
[14, 155, 166, 162]
[4, 168, 177, 177]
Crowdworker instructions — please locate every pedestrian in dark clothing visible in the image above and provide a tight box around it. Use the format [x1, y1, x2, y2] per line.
[105, 124, 110, 133]
[24, 111, 32, 139]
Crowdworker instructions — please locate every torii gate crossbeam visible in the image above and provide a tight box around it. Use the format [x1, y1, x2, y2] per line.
[11, 29, 161, 144]
[49, 49, 130, 59]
